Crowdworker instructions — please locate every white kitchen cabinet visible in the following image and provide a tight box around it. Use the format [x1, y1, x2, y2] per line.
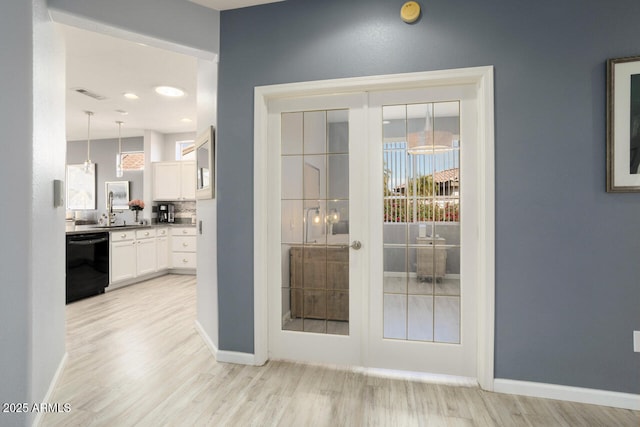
[110, 227, 169, 288]
[110, 232, 136, 283]
[156, 227, 169, 270]
[181, 161, 196, 200]
[171, 226, 197, 271]
[152, 161, 196, 201]
[135, 229, 157, 276]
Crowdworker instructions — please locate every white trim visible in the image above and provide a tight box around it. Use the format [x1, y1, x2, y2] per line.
[194, 320, 218, 359]
[494, 379, 640, 411]
[32, 352, 68, 427]
[216, 350, 261, 366]
[357, 367, 478, 388]
[195, 320, 263, 366]
[254, 67, 495, 388]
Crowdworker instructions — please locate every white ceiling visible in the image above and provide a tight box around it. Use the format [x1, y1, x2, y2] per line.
[63, 0, 284, 142]
[189, 0, 284, 11]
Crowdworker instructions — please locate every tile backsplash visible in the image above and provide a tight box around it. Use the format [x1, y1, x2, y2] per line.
[153, 201, 196, 224]
[67, 200, 197, 225]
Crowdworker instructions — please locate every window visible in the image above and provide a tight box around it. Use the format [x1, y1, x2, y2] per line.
[120, 151, 144, 171]
[175, 140, 195, 160]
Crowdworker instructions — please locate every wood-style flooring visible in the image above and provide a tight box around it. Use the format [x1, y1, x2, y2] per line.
[41, 274, 640, 426]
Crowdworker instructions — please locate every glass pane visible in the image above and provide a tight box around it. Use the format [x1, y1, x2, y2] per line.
[384, 222, 407, 245]
[383, 246, 407, 293]
[327, 154, 349, 200]
[384, 294, 407, 339]
[328, 110, 348, 153]
[282, 112, 303, 155]
[281, 200, 303, 244]
[327, 200, 349, 245]
[303, 157, 326, 200]
[283, 289, 303, 331]
[281, 156, 303, 199]
[408, 295, 434, 341]
[434, 296, 460, 343]
[304, 200, 326, 245]
[304, 111, 326, 154]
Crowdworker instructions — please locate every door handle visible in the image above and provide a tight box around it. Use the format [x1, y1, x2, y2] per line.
[350, 240, 362, 250]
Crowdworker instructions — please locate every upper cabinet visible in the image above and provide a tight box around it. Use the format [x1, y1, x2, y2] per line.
[152, 161, 196, 201]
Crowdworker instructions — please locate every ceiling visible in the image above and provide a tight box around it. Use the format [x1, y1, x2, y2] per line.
[189, 0, 284, 10]
[63, 0, 284, 141]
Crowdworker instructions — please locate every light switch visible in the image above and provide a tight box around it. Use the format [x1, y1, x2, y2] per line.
[53, 179, 64, 208]
[634, 331, 640, 353]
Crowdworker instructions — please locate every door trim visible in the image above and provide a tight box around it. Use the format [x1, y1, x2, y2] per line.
[253, 67, 495, 390]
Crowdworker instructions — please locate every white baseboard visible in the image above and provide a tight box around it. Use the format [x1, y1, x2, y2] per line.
[494, 379, 640, 411]
[357, 366, 477, 387]
[194, 320, 218, 359]
[216, 350, 261, 365]
[194, 320, 261, 366]
[32, 352, 68, 427]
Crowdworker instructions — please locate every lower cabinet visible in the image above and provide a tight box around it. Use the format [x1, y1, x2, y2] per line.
[135, 229, 157, 276]
[109, 226, 196, 289]
[156, 228, 169, 270]
[111, 234, 136, 283]
[109, 228, 159, 288]
[171, 227, 197, 270]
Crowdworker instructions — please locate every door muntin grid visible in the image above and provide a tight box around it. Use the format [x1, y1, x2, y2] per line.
[382, 101, 461, 344]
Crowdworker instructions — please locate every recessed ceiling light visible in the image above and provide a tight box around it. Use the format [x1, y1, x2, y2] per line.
[123, 92, 139, 100]
[180, 118, 193, 123]
[115, 109, 129, 115]
[155, 86, 185, 97]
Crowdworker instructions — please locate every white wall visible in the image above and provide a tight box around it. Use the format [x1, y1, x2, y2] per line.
[31, 3, 67, 419]
[162, 132, 197, 161]
[0, 1, 66, 426]
[196, 58, 219, 350]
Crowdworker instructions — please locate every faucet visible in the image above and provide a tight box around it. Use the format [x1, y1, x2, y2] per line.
[107, 191, 115, 226]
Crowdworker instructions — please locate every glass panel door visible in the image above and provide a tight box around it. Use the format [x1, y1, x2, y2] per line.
[281, 109, 351, 335]
[268, 93, 365, 366]
[368, 85, 478, 377]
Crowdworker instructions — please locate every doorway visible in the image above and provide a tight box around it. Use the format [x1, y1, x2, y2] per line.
[254, 68, 496, 388]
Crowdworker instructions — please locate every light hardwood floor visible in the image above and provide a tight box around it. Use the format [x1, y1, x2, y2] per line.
[42, 275, 639, 426]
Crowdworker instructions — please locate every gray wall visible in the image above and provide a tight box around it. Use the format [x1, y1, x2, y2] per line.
[218, 0, 640, 393]
[67, 137, 144, 222]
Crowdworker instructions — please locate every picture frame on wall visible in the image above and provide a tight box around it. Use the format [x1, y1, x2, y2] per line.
[105, 181, 130, 210]
[607, 55, 640, 192]
[66, 163, 96, 210]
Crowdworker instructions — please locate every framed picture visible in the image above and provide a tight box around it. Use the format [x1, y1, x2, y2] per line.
[607, 55, 640, 192]
[195, 126, 215, 199]
[105, 181, 130, 210]
[66, 164, 96, 210]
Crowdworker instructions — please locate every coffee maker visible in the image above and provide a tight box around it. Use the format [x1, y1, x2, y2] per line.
[158, 203, 175, 223]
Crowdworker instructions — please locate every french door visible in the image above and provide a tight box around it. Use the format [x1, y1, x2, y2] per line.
[265, 83, 480, 379]
[267, 93, 367, 365]
[367, 85, 479, 377]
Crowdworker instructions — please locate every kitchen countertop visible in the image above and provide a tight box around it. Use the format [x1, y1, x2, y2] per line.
[66, 222, 196, 235]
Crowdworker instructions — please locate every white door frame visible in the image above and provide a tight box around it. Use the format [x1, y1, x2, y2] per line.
[253, 66, 495, 391]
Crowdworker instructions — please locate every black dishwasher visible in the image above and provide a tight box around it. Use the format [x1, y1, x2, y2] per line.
[66, 232, 110, 303]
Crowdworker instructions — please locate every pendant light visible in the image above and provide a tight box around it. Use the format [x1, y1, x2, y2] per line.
[83, 111, 94, 173]
[115, 121, 124, 177]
